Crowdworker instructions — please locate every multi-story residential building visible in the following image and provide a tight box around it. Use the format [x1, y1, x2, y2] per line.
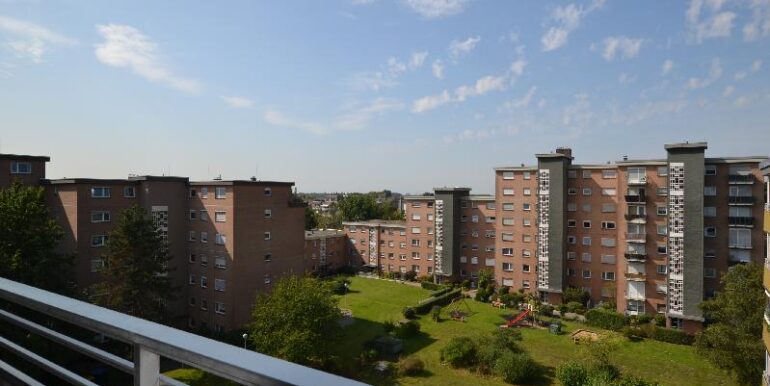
[762, 162, 770, 386]
[404, 196, 436, 277]
[344, 220, 407, 273]
[0, 153, 49, 188]
[304, 229, 347, 273]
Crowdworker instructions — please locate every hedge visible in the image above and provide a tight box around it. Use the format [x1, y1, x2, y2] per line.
[585, 309, 627, 331]
[429, 287, 452, 297]
[647, 326, 694, 345]
[415, 288, 462, 314]
[420, 281, 444, 291]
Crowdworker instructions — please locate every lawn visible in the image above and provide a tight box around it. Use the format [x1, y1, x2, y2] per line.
[336, 275, 737, 386]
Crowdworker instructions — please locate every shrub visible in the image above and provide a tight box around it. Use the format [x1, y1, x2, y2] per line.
[621, 326, 646, 341]
[653, 314, 666, 327]
[475, 288, 491, 302]
[394, 320, 421, 338]
[429, 287, 452, 297]
[330, 278, 350, 295]
[540, 304, 555, 317]
[430, 305, 441, 322]
[498, 286, 510, 296]
[404, 270, 417, 281]
[440, 336, 477, 368]
[558, 304, 568, 315]
[420, 281, 442, 291]
[402, 307, 416, 319]
[635, 314, 653, 325]
[647, 326, 693, 345]
[556, 361, 589, 386]
[398, 356, 424, 376]
[492, 327, 523, 351]
[383, 320, 395, 334]
[494, 352, 540, 384]
[566, 301, 586, 314]
[563, 287, 590, 305]
[585, 309, 627, 331]
[415, 288, 462, 314]
[614, 376, 662, 386]
[461, 280, 471, 290]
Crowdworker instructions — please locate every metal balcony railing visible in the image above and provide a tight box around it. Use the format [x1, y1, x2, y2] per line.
[728, 216, 754, 226]
[625, 233, 647, 242]
[624, 252, 647, 261]
[624, 213, 646, 221]
[728, 196, 755, 205]
[627, 176, 647, 185]
[625, 272, 646, 281]
[728, 174, 754, 184]
[624, 194, 646, 203]
[0, 278, 366, 386]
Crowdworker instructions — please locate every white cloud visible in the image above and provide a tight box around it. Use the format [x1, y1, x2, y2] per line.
[348, 71, 398, 91]
[734, 59, 762, 80]
[686, 0, 736, 42]
[597, 36, 643, 61]
[541, 0, 605, 52]
[618, 73, 637, 84]
[735, 95, 750, 107]
[455, 75, 506, 101]
[222, 96, 255, 109]
[432, 59, 444, 79]
[506, 86, 537, 109]
[442, 125, 520, 144]
[335, 98, 405, 130]
[662, 59, 674, 75]
[686, 58, 722, 89]
[562, 93, 592, 130]
[743, 0, 770, 40]
[610, 99, 689, 126]
[95, 24, 201, 94]
[412, 90, 451, 113]
[387, 56, 407, 76]
[449, 36, 481, 59]
[409, 51, 428, 68]
[263, 109, 327, 135]
[401, 0, 470, 19]
[752, 59, 763, 71]
[0, 15, 75, 63]
[723, 85, 735, 97]
[509, 59, 526, 79]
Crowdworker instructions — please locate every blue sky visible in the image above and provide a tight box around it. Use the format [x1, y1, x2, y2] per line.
[1, 0, 769, 194]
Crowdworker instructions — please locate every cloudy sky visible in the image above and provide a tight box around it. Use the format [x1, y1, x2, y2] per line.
[1, 0, 768, 194]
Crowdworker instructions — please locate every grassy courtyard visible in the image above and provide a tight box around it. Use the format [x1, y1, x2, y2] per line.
[336, 275, 736, 386]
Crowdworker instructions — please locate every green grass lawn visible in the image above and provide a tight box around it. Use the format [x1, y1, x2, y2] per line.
[166, 276, 737, 386]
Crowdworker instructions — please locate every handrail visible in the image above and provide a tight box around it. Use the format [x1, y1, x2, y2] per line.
[0, 277, 368, 386]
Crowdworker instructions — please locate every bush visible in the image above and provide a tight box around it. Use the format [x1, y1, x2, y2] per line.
[461, 280, 471, 290]
[402, 307, 416, 319]
[653, 314, 666, 327]
[556, 361, 589, 386]
[494, 352, 540, 384]
[429, 287, 452, 297]
[566, 301, 586, 314]
[398, 356, 424, 376]
[585, 309, 627, 331]
[394, 320, 421, 338]
[621, 326, 646, 341]
[415, 288, 462, 314]
[440, 336, 477, 368]
[420, 281, 442, 291]
[330, 278, 350, 295]
[635, 314, 653, 325]
[647, 326, 693, 345]
[563, 287, 590, 305]
[430, 305, 441, 322]
[404, 270, 417, 281]
[614, 376, 662, 386]
[383, 320, 395, 334]
[475, 288, 491, 302]
[540, 304, 555, 317]
[498, 286, 510, 296]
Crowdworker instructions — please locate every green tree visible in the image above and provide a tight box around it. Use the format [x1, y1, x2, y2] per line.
[0, 183, 73, 293]
[304, 206, 319, 230]
[249, 276, 342, 366]
[696, 263, 764, 386]
[337, 193, 383, 221]
[93, 205, 174, 323]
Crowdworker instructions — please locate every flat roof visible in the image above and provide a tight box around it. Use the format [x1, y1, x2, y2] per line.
[190, 180, 294, 187]
[46, 176, 189, 185]
[434, 187, 471, 192]
[664, 142, 708, 150]
[305, 229, 345, 239]
[0, 153, 50, 162]
[493, 166, 537, 171]
[342, 220, 406, 228]
[466, 195, 495, 201]
[403, 195, 434, 200]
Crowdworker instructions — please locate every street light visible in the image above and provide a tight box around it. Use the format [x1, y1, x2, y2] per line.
[242, 333, 248, 349]
[343, 282, 349, 309]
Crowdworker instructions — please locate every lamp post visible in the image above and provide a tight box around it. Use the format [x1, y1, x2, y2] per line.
[242, 333, 248, 349]
[343, 282, 349, 309]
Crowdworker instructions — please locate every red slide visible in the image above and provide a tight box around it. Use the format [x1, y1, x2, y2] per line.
[506, 309, 531, 327]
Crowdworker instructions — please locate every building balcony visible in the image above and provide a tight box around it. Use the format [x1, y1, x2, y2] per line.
[728, 216, 754, 226]
[624, 213, 647, 221]
[624, 252, 647, 262]
[627, 176, 648, 185]
[0, 278, 364, 386]
[764, 260, 770, 293]
[728, 174, 754, 184]
[728, 196, 755, 205]
[764, 203, 770, 233]
[624, 194, 646, 204]
[625, 272, 646, 281]
[625, 233, 647, 243]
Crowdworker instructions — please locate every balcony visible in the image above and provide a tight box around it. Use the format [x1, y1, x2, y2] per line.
[625, 272, 646, 281]
[728, 196, 754, 205]
[625, 233, 647, 243]
[764, 259, 770, 293]
[624, 213, 647, 221]
[0, 278, 364, 386]
[627, 176, 648, 185]
[624, 252, 647, 262]
[728, 174, 754, 184]
[728, 216, 754, 226]
[765, 203, 770, 233]
[624, 194, 646, 204]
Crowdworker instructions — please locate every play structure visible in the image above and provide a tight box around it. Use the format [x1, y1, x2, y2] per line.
[448, 296, 473, 322]
[570, 329, 600, 343]
[500, 308, 531, 328]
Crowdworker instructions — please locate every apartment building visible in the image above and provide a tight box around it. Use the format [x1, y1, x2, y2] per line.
[304, 229, 347, 273]
[344, 220, 408, 273]
[762, 162, 770, 386]
[0, 154, 49, 188]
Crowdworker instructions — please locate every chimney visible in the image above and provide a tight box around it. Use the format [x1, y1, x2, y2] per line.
[555, 147, 572, 159]
[622, 155, 628, 161]
[250, 176, 257, 182]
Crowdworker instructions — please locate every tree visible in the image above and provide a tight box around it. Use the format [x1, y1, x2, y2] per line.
[249, 276, 342, 366]
[0, 183, 73, 293]
[92, 205, 174, 323]
[337, 194, 383, 221]
[304, 206, 319, 230]
[696, 263, 764, 386]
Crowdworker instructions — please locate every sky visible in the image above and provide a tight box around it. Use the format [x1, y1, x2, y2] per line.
[1, 0, 769, 194]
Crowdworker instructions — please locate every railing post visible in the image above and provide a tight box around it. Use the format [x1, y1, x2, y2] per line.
[134, 344, 160, 386]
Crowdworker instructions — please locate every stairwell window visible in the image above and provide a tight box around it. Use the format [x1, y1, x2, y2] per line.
[215, 302, 226, 315]
[264, 232, 271, 240]
[123, 186, 136, 198]
[264, 187, 272, 196]
[214, 279, 225, 292]
[200, 187, 208, 198]
[264, 209, 272, 219]
[91, 235, 108, 247]
[503, 171, 514, 180]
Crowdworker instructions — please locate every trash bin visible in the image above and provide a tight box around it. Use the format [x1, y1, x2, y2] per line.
[549, 323, 562, 334]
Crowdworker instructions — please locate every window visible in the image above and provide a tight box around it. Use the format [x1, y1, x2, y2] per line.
[471, 215, 479, 223]
[705, 165, 717, 175]
[601, 203, 616, 213]
[656, 206, 667, 216]
[501, 233, 514, 241]
[188, 253, 196, 263]
[704, 186, 716, 196]
[215, 211, 226, 222]
[581, 203, 591, 212]
[523, 171, 532, 180]
[189, 274, 196, 285]
[189, 231, 196, 242]
[601, 254, 615, 264]
[264, 187, 272, 196]
[522, 249, 532, 258]
[567, 203, 577, 212]
[189, 210, 197, 220]
[503, 188, 514, 196]
[200, 232, 208, 243]
[264, 232, 271, 240]
[582, 253, 592, 262]
[583, 220, 591, 229]
[567, 236, 577, 244]
[657, 224, 667, 235]
[412, 252, 421, 259]
[200, 187, 208, 198]
[460, 256, 467, 263]
[189, 188, 197, 198]
[705, 249, 716, 258]
[91, 187, 111, 198]
[502, 262, 513, 271]
[502, 218, 514, 226]
[411, 202, 422, 208]
[520, 219, 529, 227]
[568, 187, 577, 195]
[123, 186, 136, 198]
[215, 302, 226, 315]
[601, 272, 615, 281]
[704, 207, 716, 217]
[411, 213, 421, 220]
[10, 161, 31, 174]
[601, 238, 616, 247]
[91, 211, 111, 223]
[583, 188, 592, 196]
[627, 167, 646, 182]
[582, 237, 592, 246]
[264, 253, 272, 262]
[729, 185, 752, 197]
[582, 269, 592, 279]
[200, 254, 208, 267]
[523, 203, 532, 211]
[568, 170, 577, 178]
[200, 276, 208, 288]
[602, 188, 616, 196]
[657, 187, 668, 196]
[215, 187, 226, 199]
[502, 248, 513, 256]
[567, 252, 576, 260]
[704, 227, 716, 238]
[522, 235, 532, 242]
[656, 265, 667, 275]
[522, 264, 531, 273]
[704, 268, 717, 278]
[200, 299, 208, 310]
[602, 169, 617, 179]
[189, 297, 196, 307]
[729, 228, 752, 248]
[601, 221, 616, 230]
[215, 256, 226, 269]
[582, 170, 592, 179]
[214, 279, 225, 292]
[264, 209, 272, 218]
[729, 206, 751, 217]
[90, 258, 104, 273]
[657, 166, 668, 176]
[502, 203, 514, 211]
[503, 171, 514, 180]
[522, 280, 530, 289]
[215, 233, 226, 245]
[567, 219, 577, 227]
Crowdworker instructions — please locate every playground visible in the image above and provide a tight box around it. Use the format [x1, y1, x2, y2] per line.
[334, 275, 738, 386]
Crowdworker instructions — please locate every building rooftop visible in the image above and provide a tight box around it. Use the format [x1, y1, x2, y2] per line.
[45, 176, 189, 185]
[664, 141, 708, 150]
[434, 187, 471, 192]
[343, 219, 406, 228]
[467, 195, 495, 201]
[305, 229, 345, 239]
[189, 180, 295, 186]
[403, 195, 435, 200]
[0, 153, 50, 162]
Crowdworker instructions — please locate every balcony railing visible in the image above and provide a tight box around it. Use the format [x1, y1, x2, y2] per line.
[0, 278, 366, 386]
[625, 272, 646, 281]
[728, 174, 754, 184]
[625, 233, 647, 243]
[624, 213, 646, 221]
[728, 216, 754, 226]
[627, 176, 647, 185]
[728, 196, 755, 205]
[624, 252, 647, 262]
[624, 194, 646, 204]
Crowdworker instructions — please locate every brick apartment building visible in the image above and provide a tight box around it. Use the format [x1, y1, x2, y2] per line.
[304, 229, 347, 273]
[1, 153, 306, 332]
[343, 142, 768, 332]
[761, 163, 770, 385]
